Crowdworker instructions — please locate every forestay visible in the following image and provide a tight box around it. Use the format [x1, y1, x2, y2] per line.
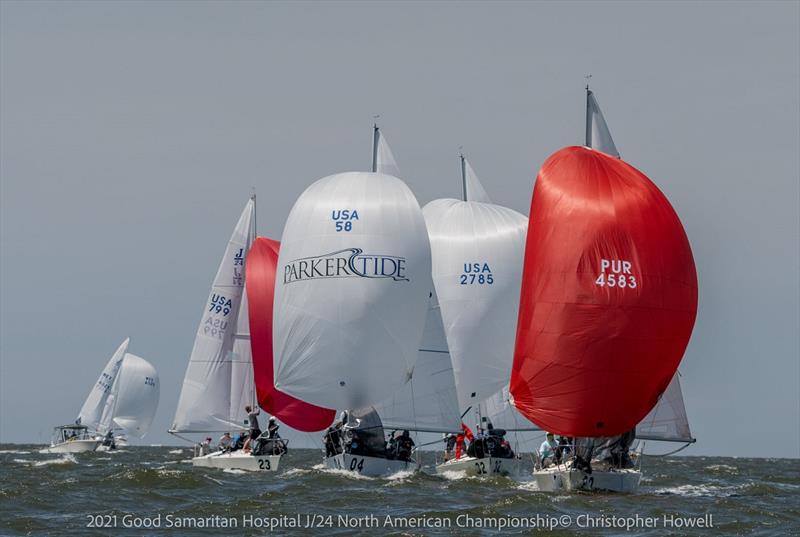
[273, 172, 431, 410]
[172, 198, 255, 432]
[77, 338, 129, 432]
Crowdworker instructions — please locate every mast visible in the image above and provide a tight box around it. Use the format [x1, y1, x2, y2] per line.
[249, 191, 257, 412]
[460, 153, 467, 202]
[371, 124, 379, 172]
[585, 84, 592, 148]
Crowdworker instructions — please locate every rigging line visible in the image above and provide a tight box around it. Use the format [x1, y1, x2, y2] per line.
[645, 441, 694, 457]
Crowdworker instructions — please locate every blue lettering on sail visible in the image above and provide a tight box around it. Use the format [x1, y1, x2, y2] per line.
[332, 209, 359, 232]
[460, 262, 494, 285]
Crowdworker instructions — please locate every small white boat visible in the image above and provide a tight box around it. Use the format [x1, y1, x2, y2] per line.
[324, 453, 416, 477]
[435, 455, 520, 477]
[533, 465, 641, 493]
[40, 425, 101, 454]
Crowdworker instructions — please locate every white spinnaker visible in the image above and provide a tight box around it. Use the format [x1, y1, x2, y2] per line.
[111, 353, 160, 438]
[172, 198, 255, 432]
[636, 372, 693, 442]
[463, 158, 491, 203]
[375, 129, 401, 178]
[373, 288, 461, 433]
[229, 287, 255, 421]
[273, 172, 431, 410]
[586, 90, 620, 158]
[77, 338, 129, 431]
[423, 197, 527, 411]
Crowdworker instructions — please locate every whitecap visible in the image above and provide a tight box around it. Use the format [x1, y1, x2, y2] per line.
[168, 449, 184, 454]
[653, 483, 742, 498]
[223, 468, 247, 475]
[0, 449, 31, 454]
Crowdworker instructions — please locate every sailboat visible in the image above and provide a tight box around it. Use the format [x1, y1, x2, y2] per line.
[418, 155, 528, 477]
[170, 196, 285, 471]
[42, 338, 159, 453]
[513, 86, 698, 493]
[272, 125, 432, 476]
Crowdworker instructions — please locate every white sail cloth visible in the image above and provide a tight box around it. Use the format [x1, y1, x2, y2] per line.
[636, 372, 693, 442]
[172, 198, 255, 432]
[77, 338, 129, 432]
[463, 158, 491, 203]
[586, 90, 620, 158]
[423, 197, 527, 411]
[110, 353, 160, 438]
[375, 129, 401, 179]
[273, 172, 431, 410]
[373, 288, 461, 433]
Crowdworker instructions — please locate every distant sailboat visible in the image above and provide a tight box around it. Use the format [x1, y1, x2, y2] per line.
[513, 86, 698, 492]
[42, 338, 159, 453]
[273, 125, 432, 476]
[170, 197, 286, 471]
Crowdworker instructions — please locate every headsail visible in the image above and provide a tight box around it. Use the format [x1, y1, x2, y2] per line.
[77, 338, 129, 432]
[273, 171, 431, 410]
[511, 146, 698, 437]
[246, 236, 336, 432]
[373, 288, 461, 433]
[171, 198, 255, 432]
[585, 88, 620, 158]
[423, 163, 527, 411]
[110, 353, 160, 438]
[636, 372, 694, 442]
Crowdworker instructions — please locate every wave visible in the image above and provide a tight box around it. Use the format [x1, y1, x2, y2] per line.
[0, 449, 30, 454]
[223, 468, 247, 475]
[14, 454, 78, 467]
[168, 449, 184, 454]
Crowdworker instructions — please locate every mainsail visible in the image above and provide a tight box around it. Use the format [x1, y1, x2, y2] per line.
[373, 288, 461, 433]
[109, 353, 160, 438]
[585, 88, 620, 158]
[423, 159, 528, 411]
[246, 236, 336, 432]
[372, 125, 401, 178]
[511, 144, 698, 437]
[77, 338, 129, 432]
[636, 372, 694, 442]
[273, 171, 431, 410]
[171, 198, 255, 432]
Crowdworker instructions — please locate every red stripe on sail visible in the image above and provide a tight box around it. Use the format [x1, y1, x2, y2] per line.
[511, 146, 698, 437]
[246, 237, 336, 432]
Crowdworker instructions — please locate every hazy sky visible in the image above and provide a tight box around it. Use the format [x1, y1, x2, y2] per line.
[1, 1, 798, 458]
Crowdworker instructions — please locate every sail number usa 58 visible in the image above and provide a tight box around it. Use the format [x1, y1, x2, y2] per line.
[332, 209, 358, 232]
[595, 259, 637, 289]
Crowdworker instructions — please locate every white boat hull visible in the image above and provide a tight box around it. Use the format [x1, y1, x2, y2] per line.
[39, 439, 101, 454]
[533, 467, 641, 493]
[324, 453, 416, 477]
[435, 456, 520, 477]
[191, 451, 282, 472]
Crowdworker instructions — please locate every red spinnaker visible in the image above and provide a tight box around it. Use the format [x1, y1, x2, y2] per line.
[246, 237, 336, 432]
[511, 146, 698, 437]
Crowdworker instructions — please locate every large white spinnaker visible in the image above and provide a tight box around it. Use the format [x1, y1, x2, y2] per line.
[77, 338, 129, 432]
[636, 372, 694, 442]
[110, 354, 160, 438]
[172, 198, 255, 432]
[273, 171, 431, 410]
[424, 159, 528, 411]
[373, 288, 461, 433]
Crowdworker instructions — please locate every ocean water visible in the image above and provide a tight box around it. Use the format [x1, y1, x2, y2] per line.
[1, 444, 797, 536]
